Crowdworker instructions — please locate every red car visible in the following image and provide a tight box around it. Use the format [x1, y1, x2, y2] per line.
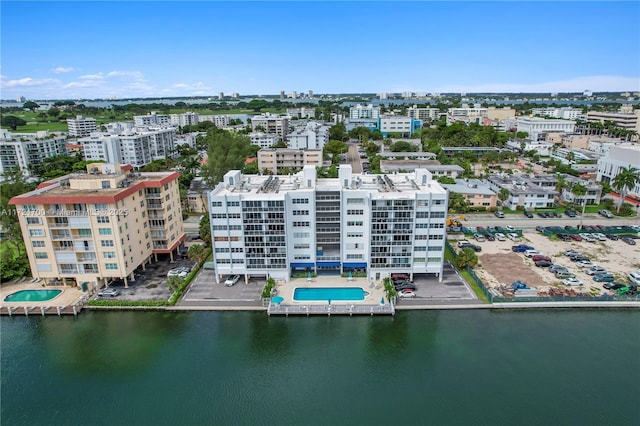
[570, 234, 583, 241]
[532, 255, 551, 262]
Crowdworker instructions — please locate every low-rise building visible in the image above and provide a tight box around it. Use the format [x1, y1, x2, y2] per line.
[441, 179, 497, 210]
[286, 107, 316, 119]
[187, 177, 213, 214]
[133, 112, 170, 126]
[505, 117, 576, 142]
[587, 107, 640, 133]
[561, 175, 602, 205]
[378, 115, 420, 137]
[257, 148, 323, 174]
[406, 106, 440, 122]
[287, 122, 329, 150]
[506, 139, 554, 156]
[487, 173, 558, 210]
[199, 115, 230, 128]
[249, 132, 280, 149]
[9, 163, 185, 289]
[0, 130, 67, 176]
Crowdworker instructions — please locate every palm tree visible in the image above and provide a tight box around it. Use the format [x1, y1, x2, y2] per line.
[612, 166, 640, 213]
[456, 247, 478, 268]
[571, 183, 587, 229]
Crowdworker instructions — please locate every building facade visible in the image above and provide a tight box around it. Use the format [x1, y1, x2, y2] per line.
[596, 144, 640, 198]
[257, 148, 323, 174]
[170, 112, 199, 127]
[251, 114, 290, 138]
[199, 115, 230, 128]
[505, 117, 576, 142]
[67, 115, 97, 137]
[249, 132, 280, 149]
[441, 179, 497, 209]
[378, 116, 420, 137]
[407, 106, 440, 122]
[0, 130, 67, 176]
[349, 104, 381, 120]
[207, 165, 448, 283]
[587, 108, 640, 133]
[9, 163, 185, 289]
[287, 122, 329, 150]
[487, 174, 558, 210]
[133, 112, 170, 126]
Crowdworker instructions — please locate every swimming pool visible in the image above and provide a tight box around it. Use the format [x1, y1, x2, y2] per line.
[293, 287, 368, 302]
[4, 290, 63, 302]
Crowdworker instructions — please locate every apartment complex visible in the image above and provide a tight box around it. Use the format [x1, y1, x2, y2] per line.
[0, 130, 67, 176]
[133, 112, 170, 126]
[286, 107, 316, 119]
[407, 106, 440, 121]
[487, 174, 558, 210]
[249, 132, 280, 149]
[287, 122, 330, 150]
[78, 126, 176, 168]
[349, 104, 381, 120]
[532, 107, 585, 120]
[66, 115, 97, 137]
[207, 165, 448, 284]
[9, 163, 185, 289]
[257, 148, 323, 174]
[441, 179, 497, 209]
[199, 115, 231, 127]
[251, 114, 290, 138]
[378, 115, 420, 137]
[170, 112, 199, 127]
[597, 144, 640, 198]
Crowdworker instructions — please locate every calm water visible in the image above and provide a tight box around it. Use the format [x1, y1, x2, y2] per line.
[1, 309, 638, 426]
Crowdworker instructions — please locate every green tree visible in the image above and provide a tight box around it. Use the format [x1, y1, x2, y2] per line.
[571, 183, 588, 229]
[611, 166, 640, 213]
[1, 115, 26, 130]
[199, 214, 211, 247]
[456, 247, 478, 268]
[382, 278, 397, 303]
[323, 139, 348, 157]
[48, 107, 61, 118]
[187, 244, 208, 265]
[200, 128, 252, 186]
[390, 141, 417, 152]
[23, 101, 39, 112]
[448, 192, 469, 213]
[329, 122, 347, 141]
[167, 276, 184, 293]
[498, 188, 510, 204]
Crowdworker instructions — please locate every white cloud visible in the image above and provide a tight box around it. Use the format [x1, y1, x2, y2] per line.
[1, 77, 60, 88]
[51, 66, 75, 74]
[79, 72, 104, 80]
[107, 70, 145, 80]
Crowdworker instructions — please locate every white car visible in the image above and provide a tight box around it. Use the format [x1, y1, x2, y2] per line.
[507, 233, 520, 241]
[98, 288, 120, 297]
[505, 225, 515, 232]
[576, 260, 594, 268]
[224, 274, 240, 286]
[524, 250, 541, 258]
[585, 266, 607, 276]
[167, 267, 188, 278]
[457, 240, 471, 248]
[398, 290, 416, 298]
[592, 233, 607, 241]
[494, 233, 506, 241]
[562, 278, 584, 286]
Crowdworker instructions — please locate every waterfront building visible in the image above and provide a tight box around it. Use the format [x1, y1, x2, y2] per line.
[133, 112, 170, 126]
[0, 130, 67, 176]
[287, 122, 329, 150]
[446, 105, 488, 125]
[199, 115, 230, 128]
[506, 139, 555, 156]
[78, 126, 176, 168]
[587, 107, 640, 133]
[378, 115, 421, 137]
[596, 144, 640, 198]
[66, 115, 97, 137]
[251, 114, 290, 138]
[9, 162, 185, 289]
[532, 107, 585, 120]
[286, 107, 316, 119]
[407, 106, 440, 122]
[207, 165, 448, 283]
[257, 148, 323, 174]
[170, 112, 199, 127]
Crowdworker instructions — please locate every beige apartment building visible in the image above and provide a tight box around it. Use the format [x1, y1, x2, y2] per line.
[10, 163, 185, 289]
[257, 148, 323, 174]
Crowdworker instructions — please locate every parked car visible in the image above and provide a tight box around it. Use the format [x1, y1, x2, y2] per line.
[570, 254, 590, 262]
[473, 233, 486, 242]
[535, 260, 553, 267]
[394, 282, 417, 291]
[532, 255, 551, 262]
[592, 233, 607, 241]
[512, 244, 534, 252]
[598, 209, 614, 218]
[585, 266, 607, 276]
[605, 234, 619, 240]
[505, 225, 515, 232]
[524, 250, 542, 258]
[391, 273, 411, 282]
[523, 210, 533, 218]
[593, 273, 615, 282]
[511, 280, 529, 290]
[555, 271, 576, 279]
[565, 210, 577, 217]
[535, 226, 545, 233]
[564, 249, 581, 257]
[494, 211, 505, 218]
[397, 290, 416, 298]
[569, 234, 583, 241]
[627, 271, 640, 286]
[564, 225, 576, 231]
[576, 260, 595, 268]
[559, 234, 573, 242]
[603, 282, 627, 290]
[494, 233, 506, 241]
[507, 233, 520, 241]
[457, 240, 471, 248]
[484, 233, 496, 241]
[224, 274, 241, 286]
[98, 288, 120, 297]
[621, 237, 636, 245]
[459, 243, 482, 252]
[167, 267, 189, 278]
[537, 212, 549, 218]
[549, 265, 568, 273]
[562, 278, 584, 286]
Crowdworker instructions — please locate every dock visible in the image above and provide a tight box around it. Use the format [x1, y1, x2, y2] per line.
[267, 302, 395, 316]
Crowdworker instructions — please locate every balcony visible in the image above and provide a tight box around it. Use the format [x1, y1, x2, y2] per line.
[146, 202, 164, 210]
[51, 233, 72, 240]
[54, 246, 74, 252]
[145, 193, 162, 199]
[48, 222, 69, 228]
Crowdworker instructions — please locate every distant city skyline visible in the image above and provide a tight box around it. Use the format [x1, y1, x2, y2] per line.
[1, 1, 639, 100]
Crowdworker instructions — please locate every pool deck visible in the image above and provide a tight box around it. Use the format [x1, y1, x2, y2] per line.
[267, 276, 394, 316]
[0, 281, 89, 316]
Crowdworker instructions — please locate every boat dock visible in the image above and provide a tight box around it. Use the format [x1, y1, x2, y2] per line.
[267, 302, 395, 316]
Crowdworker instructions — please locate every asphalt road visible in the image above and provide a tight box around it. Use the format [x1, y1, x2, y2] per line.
[346, 142, 362, 173]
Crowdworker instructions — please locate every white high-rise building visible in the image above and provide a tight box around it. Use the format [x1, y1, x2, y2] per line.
[170, 112, 199, 127]
[287, 122, 329, 150]
[0, 130, 67, 176]
[67, 115, 97, 137]
[597, 144, 640, 198]
[407, 106, 440, 121]
[199, 115, 230, 127]
[207, 165, 448, 283]
[133, 112, 170, 126]
[251, 114, 290, 138]
[349, 104, 381, 120]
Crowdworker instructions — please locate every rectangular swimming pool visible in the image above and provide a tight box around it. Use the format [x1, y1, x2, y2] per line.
[293, 287, 368, 301]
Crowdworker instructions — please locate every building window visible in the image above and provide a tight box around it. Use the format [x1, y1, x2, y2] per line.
[32, 241, 45, 247]
[101, 240, 114, 247]
[105, 263, 118, 270]
[26, 217, 41, 225]
[103, 252, 116, 258]
[97, 216, 109, 223]
[29, 229, 45, 237]
[98, 228, 112, 235]
[35, 252, 48, 259]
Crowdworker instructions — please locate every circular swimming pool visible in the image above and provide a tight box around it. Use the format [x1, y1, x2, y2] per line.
[4, 289, 63, 302]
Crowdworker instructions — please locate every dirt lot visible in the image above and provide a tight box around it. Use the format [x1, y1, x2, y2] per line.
[469, 231, 640, 296]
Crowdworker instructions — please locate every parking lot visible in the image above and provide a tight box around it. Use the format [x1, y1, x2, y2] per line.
[95, 256, 196, 302]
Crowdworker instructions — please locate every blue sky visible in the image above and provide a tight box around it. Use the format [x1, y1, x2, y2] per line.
[1, 1, 639, 99]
